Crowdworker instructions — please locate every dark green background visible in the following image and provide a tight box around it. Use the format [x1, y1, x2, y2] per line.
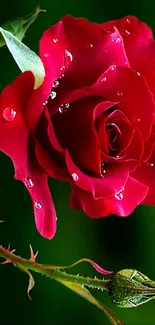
[0, 0, 155, 324]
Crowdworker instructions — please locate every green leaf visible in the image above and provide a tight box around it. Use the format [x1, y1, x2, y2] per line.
[0, 7, 45, 47]
[58, 280, 126, 325]
[17, 263, 35, 299]
[0, 27, 45, 88]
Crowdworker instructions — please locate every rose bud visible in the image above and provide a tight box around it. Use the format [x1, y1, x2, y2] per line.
[108, 269, 155, 308]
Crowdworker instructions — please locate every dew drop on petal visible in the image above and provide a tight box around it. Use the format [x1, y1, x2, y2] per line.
[64, 49, 73, 68]
[60, 65, 65, 71]
[3, 107, 17, 121]
[126, 18, 131, 24]
[101, 77, 107, 82]
[116, 38, 121, 43]
[50, 91, 57, 100]
[43, 100, 48, 106]
[110, 65, 116, 71]
[134, 117, 141, 123]
[115, 189, 124, 200]
[72, 173, 79, 181]
[89, 43, 94, 48]
[117, 92, 123, 97]
[53, 38, 58, 43]
[101, 163, 106, 175]
[116, 155, 120, 158]
[58, 103, 70, 113]
[25, 177, 34, 189]
[53, 80, 59, 88]
[145, 161, 154, 167]
[34, 202, 42, 209]
[135, 71, 141, 77]
[124, 29, 130, 36]
[44, 53, 49, 58]
[60, 73, 65, 79]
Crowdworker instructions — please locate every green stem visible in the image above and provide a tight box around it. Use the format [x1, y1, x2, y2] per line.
[0, 246, 109, 291]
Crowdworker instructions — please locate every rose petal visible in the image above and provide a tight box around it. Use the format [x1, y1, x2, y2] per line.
[35, 108, 69, 181]
[25, 22, 68, 132]
[0, 73, 56, 239]
[102, 16, 155, 99]
[35, 139, 70, 181]
[61, 16, 130, 86]
[66, 150, 129, 198]
[132, 144, 155, 205]
[52, 97, 101, 175]
[90, 66, 155, 140]
[40, 15, 129, 90]
[70, 176, 148, 217]
[23, 159, 57, 239]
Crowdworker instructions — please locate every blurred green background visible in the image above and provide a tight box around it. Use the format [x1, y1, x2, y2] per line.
[0, 0, 155, 324]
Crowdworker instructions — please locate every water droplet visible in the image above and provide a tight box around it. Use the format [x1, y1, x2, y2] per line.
[101, 163, 106, 175]
[53, 38, 58, 43]
[124, 29, 130, 36]
[126, 18, 131, 24]
[125, 61, 128, 65]
[25, 177, 34, 189]
[116, 38, 121, 43]
[34, 202, 42, 209]
[110, 65, 116, 71]
[60, 73, 65, 79]
[44, 53, 49, 57]
[101, 77, 107, 82]
[110, 39, 115, 43]
[116, 155, 120, 158]
[50, 91, 57, 100]
[134, 117, 141, 123]
[53, 80, 59, 88]
[145, 161, 154, 167]
[60, 65, 65, 71]
[72, 173, 79, 181]
[115, 189, 124, 200]
[43, 100, 48, 106]
[58, 103, 70, 113]
[135, 71, 141, 77]
[117, 92, 123, 97]
[89, 43, 94, 48]
[64, 49, 73, 68]
[3, 107, 17, 121]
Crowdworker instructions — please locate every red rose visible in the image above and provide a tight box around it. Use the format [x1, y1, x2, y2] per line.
[1, 15, 155, 239]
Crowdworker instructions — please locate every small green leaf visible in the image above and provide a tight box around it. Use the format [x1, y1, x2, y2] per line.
[17, 264, 35, 299]
[58, 280, 126, 325]
[0, 7, 45, 47]
[0, 27, 45, 88]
